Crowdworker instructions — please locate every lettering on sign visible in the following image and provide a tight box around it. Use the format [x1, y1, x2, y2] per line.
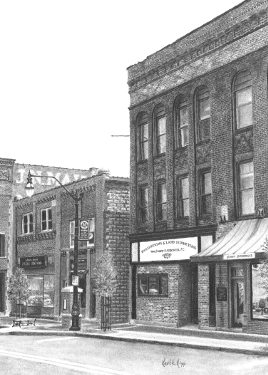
[20, 256, 48, 269]
[223, 253, 255, 260]
[139, 237, 198, 262]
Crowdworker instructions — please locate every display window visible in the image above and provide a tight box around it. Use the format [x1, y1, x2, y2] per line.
[138, 274, 168, 296]
[251, 263, 268, 320]
[27, 275, 54, 307]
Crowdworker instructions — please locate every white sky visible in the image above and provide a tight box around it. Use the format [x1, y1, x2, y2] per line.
[0, 0, 243, 177]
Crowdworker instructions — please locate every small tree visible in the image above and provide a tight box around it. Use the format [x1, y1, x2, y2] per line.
[92, 252, 117, 297]
[7, 268, 31, 318]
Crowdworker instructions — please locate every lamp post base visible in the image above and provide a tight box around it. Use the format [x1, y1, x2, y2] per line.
[69, 302, 81, 331]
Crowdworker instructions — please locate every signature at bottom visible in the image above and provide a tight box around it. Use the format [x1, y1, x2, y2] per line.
[162, 358, 186, 368]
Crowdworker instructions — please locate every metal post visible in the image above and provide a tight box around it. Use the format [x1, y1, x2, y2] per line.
[70, 197, 80, 331]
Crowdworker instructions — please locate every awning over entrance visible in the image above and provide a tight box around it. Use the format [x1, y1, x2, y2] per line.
[191, 218, 268, 262]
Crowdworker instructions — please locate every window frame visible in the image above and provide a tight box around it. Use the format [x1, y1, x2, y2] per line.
[137, 113, 149, 162]
[22, 212, 33, 235]
[196, 86, 211, 143]
[237, 160, 254, 217]
[41, 208, 52, 232]
[137, 274, 168, 297]
[199, 169, 212, 217]
[154, 106, 166, 156]
[0, 234, 5, 257]
[233, 70, 253, 130]
[176, 175, 190, 219]
[155, 180, 167, 222]
[137, 185, 149, 225]
[175, 98, 189, 148]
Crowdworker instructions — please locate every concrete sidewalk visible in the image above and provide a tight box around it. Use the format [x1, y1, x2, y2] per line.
[1, 318, 268, 356]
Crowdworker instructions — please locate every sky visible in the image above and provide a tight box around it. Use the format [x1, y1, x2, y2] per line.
[0, 0, 243, 177]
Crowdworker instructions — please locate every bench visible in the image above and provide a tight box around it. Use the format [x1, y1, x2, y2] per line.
[12, 318, 36, 328]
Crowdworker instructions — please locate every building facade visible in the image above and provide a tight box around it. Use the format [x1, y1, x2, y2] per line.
[0, 158, 100, 316]
[128, 0, 268, 334]
[14, 171, 130, 323]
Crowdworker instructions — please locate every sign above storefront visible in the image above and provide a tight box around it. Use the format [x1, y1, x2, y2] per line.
[223, 253, 255, 260]
[20, 256, 47, 269]
[139, 237, 198, 262]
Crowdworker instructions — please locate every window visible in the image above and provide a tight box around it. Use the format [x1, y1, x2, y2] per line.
[239, 161, 254, 216]
[138, 186, 149, 224]
[251, 263, 268, 320]
[27, 275, 54, 307]
[156, 181, 167, 221]
[138, 274, 168, 296]
[154, 105, 166, 155]
[196, 86, 210, 141]
[200, 171, 212, 216]
[175, 98, 189, 147]
[41, 208, 52, 231]
[22, 213, 33, 234]
[0, 235, 5, 257]
[137, 113, 149, 161]
[176, 176, 189, 218]
[234, 71, 252, 129]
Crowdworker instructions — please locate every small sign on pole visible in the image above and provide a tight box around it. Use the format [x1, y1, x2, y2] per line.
[72, 275, 79, 287]
[79, 220, 90, 241]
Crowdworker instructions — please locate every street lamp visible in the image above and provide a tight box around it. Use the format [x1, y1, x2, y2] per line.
[25, 170, 82, 331]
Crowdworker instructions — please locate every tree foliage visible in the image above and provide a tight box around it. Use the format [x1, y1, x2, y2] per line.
[7, 268, 31, 305]
[258, 238, 268, 291]
[92, 252, 117, 296]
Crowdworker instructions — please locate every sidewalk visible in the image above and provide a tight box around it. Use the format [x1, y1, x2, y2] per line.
[1, 318, 268, 356]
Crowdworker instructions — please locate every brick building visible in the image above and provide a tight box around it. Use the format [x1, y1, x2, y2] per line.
[128, 0, 268, 334]
[13, 171, 130, 324]
[0, 157, 100, 316]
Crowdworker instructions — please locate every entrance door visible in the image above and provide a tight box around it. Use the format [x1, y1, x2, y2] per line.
[232, 279, 245, 327]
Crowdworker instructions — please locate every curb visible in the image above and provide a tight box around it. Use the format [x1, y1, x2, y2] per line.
[3, 328, 268, 357]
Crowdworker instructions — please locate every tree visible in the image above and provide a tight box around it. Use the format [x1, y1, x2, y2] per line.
[92, 252, 117, 297]
[7, 268, 31, 317]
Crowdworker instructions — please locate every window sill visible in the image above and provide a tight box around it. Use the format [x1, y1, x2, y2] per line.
[137, 159, 148, 165]
[235, 125, 253, 134]
[153, 153, 166, 160]
[175, 145, 188, 151]
[196, 139, 211, 146]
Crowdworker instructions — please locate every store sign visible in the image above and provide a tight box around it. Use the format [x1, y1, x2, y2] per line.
[20, 256, 47, 269]
[223, 253, 255, 260]
[139, 237, 198, 262]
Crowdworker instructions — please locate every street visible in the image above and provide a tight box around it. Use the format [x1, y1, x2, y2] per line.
[0, 335, 267, 375]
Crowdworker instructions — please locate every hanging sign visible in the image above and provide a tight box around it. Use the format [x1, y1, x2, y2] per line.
[139, 237, 198, 262]
[79, 219, 95, 245]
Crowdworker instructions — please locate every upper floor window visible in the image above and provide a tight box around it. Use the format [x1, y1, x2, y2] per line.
[41, 208, 52, 231]
[154, 105, 166, 155]
[234, 70, 252, 129]
[137, 113, 149, 161]
[138, 185, 149, 224]
[199, 170, 212, 216]
[196, 86, 210, 142]
[238, 161, 254, 216]
[22, 213, 33, 234]
[0, 234, 5, 257]
[156, 181, 167, 221]
[175, 97, 189, 148]
[176, 175, 189, 218]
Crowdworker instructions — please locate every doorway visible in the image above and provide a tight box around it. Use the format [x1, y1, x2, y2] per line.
[231, 266, 245, 328]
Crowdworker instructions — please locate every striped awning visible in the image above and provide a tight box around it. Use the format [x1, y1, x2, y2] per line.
[191, 218, 268, 262]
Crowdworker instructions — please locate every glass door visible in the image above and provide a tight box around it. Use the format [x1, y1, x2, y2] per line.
[231, 278, 245, 327]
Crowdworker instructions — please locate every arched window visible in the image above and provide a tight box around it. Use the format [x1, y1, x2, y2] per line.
[196, 86, 210, 142]
[154, 105, 166, 155]
[175, 96, 189, 148]
[137, 113, 149, 161]
[234, 70, 252, 129]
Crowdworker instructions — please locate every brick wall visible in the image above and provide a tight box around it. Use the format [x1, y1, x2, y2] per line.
[215, 263, 229, 328]
[198, 264, 210, 328]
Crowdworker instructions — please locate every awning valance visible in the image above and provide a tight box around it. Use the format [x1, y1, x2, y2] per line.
[191, 218, 268, 262]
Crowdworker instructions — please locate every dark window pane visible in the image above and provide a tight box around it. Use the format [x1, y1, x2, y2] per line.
[160, 275, 168, 295]
[138, 276, 148, 295]
[149, 276, 159, 294]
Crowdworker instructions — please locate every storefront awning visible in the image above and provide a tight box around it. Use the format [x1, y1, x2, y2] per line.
[191, 218, 268, 262]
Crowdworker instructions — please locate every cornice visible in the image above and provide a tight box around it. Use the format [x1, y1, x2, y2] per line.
[128, 8, 268, 92]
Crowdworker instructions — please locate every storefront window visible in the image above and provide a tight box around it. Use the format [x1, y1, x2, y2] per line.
[251, 263, 268, 320]
[27, 275, 54, 307]
[138, 274, 168, 296]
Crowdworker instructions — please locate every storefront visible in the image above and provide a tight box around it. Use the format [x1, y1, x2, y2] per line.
[191, 218, 268, 334]
[131, 231, 214, 327]
[19, 255, 55, 318]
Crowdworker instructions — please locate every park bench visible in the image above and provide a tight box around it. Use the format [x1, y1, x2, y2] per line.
[12, 318, 36, 328]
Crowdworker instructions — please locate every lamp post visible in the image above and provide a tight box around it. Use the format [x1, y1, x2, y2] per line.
[25, 170, 81, 331]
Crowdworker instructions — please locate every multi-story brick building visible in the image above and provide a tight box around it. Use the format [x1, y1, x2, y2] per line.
[13, 170, 130, 324]
[0, 157, 100, 316]
[128, 0, 268, 334]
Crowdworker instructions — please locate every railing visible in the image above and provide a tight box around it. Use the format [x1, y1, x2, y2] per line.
[100, 296, 111, 331]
